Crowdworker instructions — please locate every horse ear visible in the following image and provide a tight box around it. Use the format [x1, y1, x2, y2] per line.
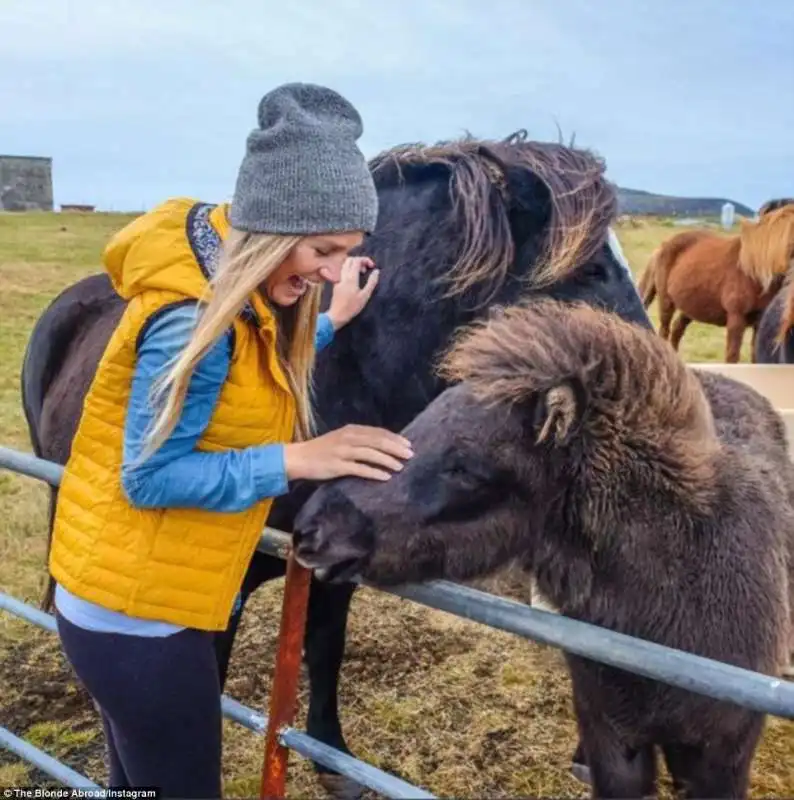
[502, 164, 552, 249]
[531, 378, 588, 446]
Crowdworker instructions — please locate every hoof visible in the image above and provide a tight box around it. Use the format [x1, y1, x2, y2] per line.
[318, 772, 364, 800]
[571, 762, 592, 786]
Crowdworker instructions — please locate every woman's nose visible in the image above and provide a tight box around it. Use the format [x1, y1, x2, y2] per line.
[318, 262, 343, 284]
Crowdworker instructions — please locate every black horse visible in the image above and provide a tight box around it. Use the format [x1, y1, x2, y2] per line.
[753, 287, 794, 363]
[759, 198, 794, 217]
[21, 130, 651, 797]
[752, 200, 794, 363]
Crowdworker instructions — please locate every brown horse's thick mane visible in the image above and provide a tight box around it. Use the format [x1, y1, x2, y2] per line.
[738, 204, 794, 290]
[439, 299, 717, 471]
[368, 131, 617, 300]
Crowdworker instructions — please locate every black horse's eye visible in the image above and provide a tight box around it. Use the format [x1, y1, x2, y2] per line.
[581, 260, 609, 282]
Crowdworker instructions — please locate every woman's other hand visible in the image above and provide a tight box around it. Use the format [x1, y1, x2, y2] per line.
[326, 256, 378, 330]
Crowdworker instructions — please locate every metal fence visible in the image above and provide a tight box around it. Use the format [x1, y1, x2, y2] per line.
[1, 444, 793, 799]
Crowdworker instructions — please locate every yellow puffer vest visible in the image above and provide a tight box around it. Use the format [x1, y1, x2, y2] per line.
[49, 197, 297, 631]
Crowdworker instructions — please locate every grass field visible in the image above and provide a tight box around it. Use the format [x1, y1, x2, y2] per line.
[0, 211, 787, 798]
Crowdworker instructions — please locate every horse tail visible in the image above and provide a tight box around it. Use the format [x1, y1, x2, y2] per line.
[20, 287, 79, 613]
[20, 273, 120, 612]
[637, 248, 659, 307]
[646, 232, 701, 309]
[20, 293, 73, 459]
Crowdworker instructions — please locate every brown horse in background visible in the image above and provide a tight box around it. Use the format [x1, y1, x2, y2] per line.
[638, 205, 794, 362]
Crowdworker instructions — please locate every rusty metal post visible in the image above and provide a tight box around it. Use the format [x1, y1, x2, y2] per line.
[260, 551, 313, 799]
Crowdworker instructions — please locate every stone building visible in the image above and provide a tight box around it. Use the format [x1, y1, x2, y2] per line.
[0, 155, 53, 211]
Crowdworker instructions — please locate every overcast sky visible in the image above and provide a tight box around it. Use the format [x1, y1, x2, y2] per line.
[2, 0, 791, 212]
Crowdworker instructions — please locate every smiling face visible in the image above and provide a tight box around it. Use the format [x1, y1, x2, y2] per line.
[264, 231, 364, 306]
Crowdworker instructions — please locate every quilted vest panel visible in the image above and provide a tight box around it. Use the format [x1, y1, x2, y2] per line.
[49, 200, 297, 631]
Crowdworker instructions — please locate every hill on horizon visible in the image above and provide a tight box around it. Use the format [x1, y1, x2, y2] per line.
[615, 186, 755, 217]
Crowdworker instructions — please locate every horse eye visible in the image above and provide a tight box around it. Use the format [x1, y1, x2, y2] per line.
[582, 261, 609, 281]
[442, 461, 471, 481]
[443, 458, 490, 485]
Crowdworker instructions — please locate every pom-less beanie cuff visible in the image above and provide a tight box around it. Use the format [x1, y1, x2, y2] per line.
[229, 82, 378, 235]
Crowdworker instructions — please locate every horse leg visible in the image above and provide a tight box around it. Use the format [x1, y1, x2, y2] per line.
[669, 313, 692, 351]
[750, 318, 761, 363]
[303, 579, 362, 799]
[725, 311, 748, 363]
[661, 722, 761, 800]
[41, 487, 59, 612]
[570, 739, 591, 785]
[570, 673, 655, 799]
[577, 723, 656, 798]
[658, 296, 675, 341]
[212, 552, 287, 691]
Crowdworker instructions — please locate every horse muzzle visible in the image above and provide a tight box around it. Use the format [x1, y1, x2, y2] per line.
[292, 486, 375, 584]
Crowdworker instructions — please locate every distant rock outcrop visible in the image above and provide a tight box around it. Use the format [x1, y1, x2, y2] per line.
[616, 186, 755, 217]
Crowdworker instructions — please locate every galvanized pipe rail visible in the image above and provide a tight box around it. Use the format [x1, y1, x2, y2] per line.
[0, 725, 102, 791]
[258, 535, 794, 721]
[2, 444, 794, 797]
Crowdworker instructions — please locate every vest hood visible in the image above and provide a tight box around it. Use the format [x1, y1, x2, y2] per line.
[102, 197, 232, 302]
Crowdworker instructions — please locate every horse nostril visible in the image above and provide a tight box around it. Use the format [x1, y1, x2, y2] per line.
[292, 524, 321, 557]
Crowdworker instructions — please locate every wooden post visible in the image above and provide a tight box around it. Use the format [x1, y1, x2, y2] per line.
[260, 552, 313, 799]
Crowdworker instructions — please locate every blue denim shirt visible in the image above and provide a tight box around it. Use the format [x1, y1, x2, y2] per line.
[54, 304, 336, 636]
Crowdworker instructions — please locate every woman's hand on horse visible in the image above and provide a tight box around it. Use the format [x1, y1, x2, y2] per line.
[326, 257, 379, 330]
[283, 424, 413, 482]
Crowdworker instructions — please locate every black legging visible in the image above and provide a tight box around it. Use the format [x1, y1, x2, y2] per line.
[55, 610, 222, 798]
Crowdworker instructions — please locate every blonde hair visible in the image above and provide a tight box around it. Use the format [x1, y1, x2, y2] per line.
[738, 204, 794, 291]
[140, 227, 321, 461]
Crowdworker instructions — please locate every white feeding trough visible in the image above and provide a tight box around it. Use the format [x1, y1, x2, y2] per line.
[693, 363, 794, 459]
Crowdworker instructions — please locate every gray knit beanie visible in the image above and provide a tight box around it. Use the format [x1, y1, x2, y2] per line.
[229, 82, 379, 235]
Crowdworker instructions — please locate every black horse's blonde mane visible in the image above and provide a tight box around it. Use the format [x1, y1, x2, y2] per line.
[368, 130, 617, 301]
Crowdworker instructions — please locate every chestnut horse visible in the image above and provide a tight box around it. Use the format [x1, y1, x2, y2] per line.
[638, 205, 794, 362]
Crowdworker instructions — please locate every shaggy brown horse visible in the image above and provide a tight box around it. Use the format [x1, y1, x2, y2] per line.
[638, 205, 794, 362]
[293, 300, 794, 799]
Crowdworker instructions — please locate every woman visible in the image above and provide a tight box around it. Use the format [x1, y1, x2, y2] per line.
[48, 82, 413, 797]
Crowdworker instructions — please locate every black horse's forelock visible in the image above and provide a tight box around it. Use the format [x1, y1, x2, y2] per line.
[365, 130, 617, 306]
